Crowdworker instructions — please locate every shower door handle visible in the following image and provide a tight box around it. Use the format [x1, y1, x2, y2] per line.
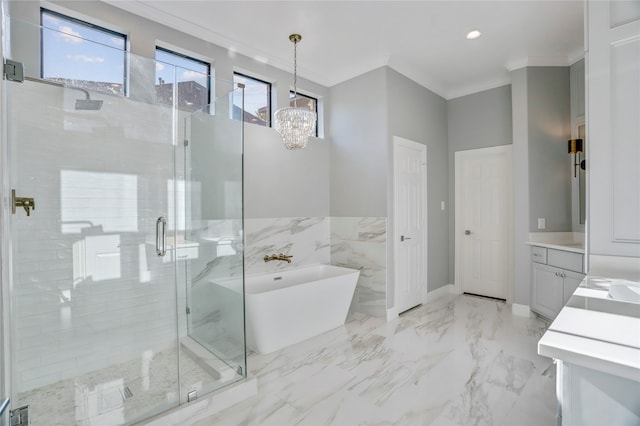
[156, 217, 167, 257]
[0, 398, 9, 417]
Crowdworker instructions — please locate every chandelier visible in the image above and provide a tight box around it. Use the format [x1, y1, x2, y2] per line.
[274, 34, 317, 150]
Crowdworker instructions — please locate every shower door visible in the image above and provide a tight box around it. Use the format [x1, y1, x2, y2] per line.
[5, 57, 182, 425]
[183, 86, 246, 388]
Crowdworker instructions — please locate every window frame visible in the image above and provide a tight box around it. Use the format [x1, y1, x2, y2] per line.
[233, 71, 273, 127]
[155, 46, 212, 108]
[40, 8, 128, 94]
[290, 90, 319, 137]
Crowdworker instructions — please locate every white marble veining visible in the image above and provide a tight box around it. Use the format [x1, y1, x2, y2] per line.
[195, 293, 555, 426]
[244, 217, 330, 275]
[331, 217, 387, 317]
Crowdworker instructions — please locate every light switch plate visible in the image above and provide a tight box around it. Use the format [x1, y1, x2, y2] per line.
[537, 218, 546, 229]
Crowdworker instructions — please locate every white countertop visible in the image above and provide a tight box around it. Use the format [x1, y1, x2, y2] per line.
[538, 276, 640, 381]
[526, 231, 585, 254]
[526, 240, 585, 254]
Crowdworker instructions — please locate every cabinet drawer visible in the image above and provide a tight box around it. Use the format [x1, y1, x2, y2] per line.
[531, 246, 547, 264]
[548, 249, 583, 273]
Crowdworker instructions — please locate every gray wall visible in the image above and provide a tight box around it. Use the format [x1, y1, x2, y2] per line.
[446, 85, 513, 283]
[527, 67, 572, 232]
[387, 68, 449, 295]
[244, 126, 330, 218]
[329, 67, 389, 217]
[510, 66, 572, 306]
[570, 59, 586, 232]
[329, 67, 449, 310]
[511, 68, 532, 305]
[570, 60, 586, 121]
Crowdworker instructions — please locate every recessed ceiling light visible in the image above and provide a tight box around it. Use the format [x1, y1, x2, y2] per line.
[466, 30, 481, 40]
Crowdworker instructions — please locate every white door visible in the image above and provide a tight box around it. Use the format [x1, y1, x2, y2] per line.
[394, 137, 427, 314]
[455, 146, 512, 300]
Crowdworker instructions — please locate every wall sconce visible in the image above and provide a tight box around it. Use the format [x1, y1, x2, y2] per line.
[568, 139, 583, 178]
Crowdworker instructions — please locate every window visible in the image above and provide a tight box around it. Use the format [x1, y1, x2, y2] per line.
[41, 9, 126, 95]
[290, 91, 318, 136]
[155, 47, 211, 112]
[233, 72, 271, 127]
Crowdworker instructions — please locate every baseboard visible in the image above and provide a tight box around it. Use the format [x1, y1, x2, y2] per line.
[511, 303, 531, 318]
[428, 283, 457, 300]
[386, 307, 399, 322]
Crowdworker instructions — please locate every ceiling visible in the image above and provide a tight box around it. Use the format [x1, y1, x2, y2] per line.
[106, 1, 584, 100]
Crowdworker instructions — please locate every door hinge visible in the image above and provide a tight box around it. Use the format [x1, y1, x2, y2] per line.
[4, 59, 24, 82]
[184, 139, 189, 147]
[10, 405, 30, 426]
[186, 306, 191, 315]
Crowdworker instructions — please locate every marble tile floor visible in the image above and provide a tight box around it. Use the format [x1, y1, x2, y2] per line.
[195, 293, 556, 426]
[15, 340, 239, 426]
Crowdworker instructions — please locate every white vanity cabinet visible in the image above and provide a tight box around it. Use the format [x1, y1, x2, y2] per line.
[588, 1, 640, 258]
[530, 246, 585, 320]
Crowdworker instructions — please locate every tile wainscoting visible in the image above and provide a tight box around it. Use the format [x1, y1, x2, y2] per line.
[244, 217, 331, 275]
[331, 217, 387, 317]
[243, 217, 388, 317]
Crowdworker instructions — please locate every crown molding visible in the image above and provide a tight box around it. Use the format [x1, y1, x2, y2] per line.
[505, 55, 579, 72]
[386, 57, 448, 99]
[446, 76, 512, 100]
[103, 0, 332, 86]
[568, 48, 586, 65]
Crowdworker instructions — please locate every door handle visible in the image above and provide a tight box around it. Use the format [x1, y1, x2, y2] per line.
[156, 217, 167, 257]
[465, 230, 471, 235]
[12, 189, 35, 216]
[400, 235, 412, 242]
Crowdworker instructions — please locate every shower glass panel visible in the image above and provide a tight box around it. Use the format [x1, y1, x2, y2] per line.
[6, 60, 180, 426]
[184, 87, 246, 385]
[3, 15, 246, 425]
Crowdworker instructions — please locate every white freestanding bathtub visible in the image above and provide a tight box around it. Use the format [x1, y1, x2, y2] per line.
[245, 264, 360, 354]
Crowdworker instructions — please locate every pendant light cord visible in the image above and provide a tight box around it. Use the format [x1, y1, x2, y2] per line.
[293, 38, 298, 107]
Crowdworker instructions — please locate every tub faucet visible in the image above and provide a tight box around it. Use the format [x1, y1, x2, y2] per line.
[264, 253, 293, 263]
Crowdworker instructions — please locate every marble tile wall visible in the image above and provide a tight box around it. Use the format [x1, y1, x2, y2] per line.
[244, 217, 330, 275]
[330, 217, 387, 317]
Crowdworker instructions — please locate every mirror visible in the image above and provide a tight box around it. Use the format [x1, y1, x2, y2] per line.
[578, 123, 586, 224]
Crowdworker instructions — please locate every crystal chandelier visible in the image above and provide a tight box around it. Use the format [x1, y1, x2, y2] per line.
[274, 34, 317, 150]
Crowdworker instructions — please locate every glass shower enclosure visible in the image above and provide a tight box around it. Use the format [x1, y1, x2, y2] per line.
[1, 16, 246, 425]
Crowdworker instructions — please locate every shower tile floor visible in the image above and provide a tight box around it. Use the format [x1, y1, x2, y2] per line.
[15, 341, 239, 426]
[194, 292, 556, 426]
